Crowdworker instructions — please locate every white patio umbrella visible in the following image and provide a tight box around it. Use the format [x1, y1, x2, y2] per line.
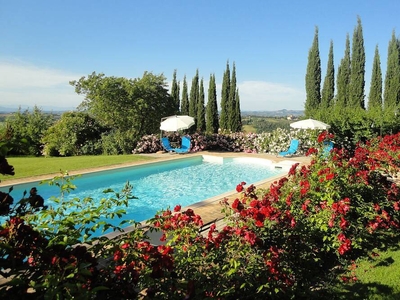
[160, 115, 195, 131]
[290, 118, 331, 130]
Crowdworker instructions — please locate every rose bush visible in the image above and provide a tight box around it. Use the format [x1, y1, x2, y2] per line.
[133, 129, 320, 155]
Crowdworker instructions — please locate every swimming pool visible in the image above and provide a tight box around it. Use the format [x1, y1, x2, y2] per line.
[1, 155, 292, 231]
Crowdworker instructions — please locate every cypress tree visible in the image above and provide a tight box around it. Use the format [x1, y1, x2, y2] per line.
[349, 16, 366, 109]
[336, 34, 351, 108]
[383, 30, 400, 110]
[321, 40, 335, 109]
[305, 27, 321, 117]
[206, 74, 219, 133]
[171, 69, 180, 113]
[197, 78, 206, 132]
[189, 69, 199, 120]
[233, 88, 242, 132]
[180, 75, 189, 115]
[228, 62, 237, 131]
[368, 45, 383, 111]
[219, 61, 230, 130]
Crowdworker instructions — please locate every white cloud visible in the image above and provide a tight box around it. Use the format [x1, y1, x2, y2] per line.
[238, 81, 305, 111]
[0, 60, 83, 109]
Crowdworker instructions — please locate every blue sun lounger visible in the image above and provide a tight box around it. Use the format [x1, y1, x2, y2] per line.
[322, 141, 334, 157]
[278, 139, 299, 157]
[161, 137, 176, 152]
[174, 136, 191, 154]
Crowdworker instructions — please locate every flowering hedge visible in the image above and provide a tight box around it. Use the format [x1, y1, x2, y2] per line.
[2, 132, 400, 298]
[133, 129, 321, 155]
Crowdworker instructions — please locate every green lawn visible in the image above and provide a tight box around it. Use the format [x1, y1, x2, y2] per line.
[334, 239, 400, 299]
[0, 155, 155, 182]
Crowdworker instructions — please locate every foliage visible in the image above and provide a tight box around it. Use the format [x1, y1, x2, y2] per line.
[196, 78, 206, 132]
[206, 74, 219, 134]
[383, 30, 400, 110]
[243, 116, 291, 133]
[321, 40, 335, 109]
[180, 75, 189, 115]
[2, 133, 400, 298]
[305, 26, 321, 117]
[70, 71, 176, 141]
[41, 111, 106, 156]
[100, 129, 137, 155]
[171, 69, 180, 114]
[228, 62, 241, 132]
[5, 106, 54, 156]
[368, 45, 383, 111]
[134, 129, 321, 155]
[349, 16, 366, 109]
[0, 172, 138, 298]
[336, 34, 351, 108]
[189, 69, 199, 130]
[219, 61, 230, 130]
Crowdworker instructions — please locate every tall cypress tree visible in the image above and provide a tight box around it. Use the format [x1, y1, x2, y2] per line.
[171, 69, 180, 113]
[321, 40, 335, 109]
[228, 62, 237, 131]
[219, 61, 230, 130]
[197, 78, 206, 132]
[180, 75, 189, 115]
[305, 27, 321, 117]
[336, 34, 351, 108]
[189, 69, 199, 120]
[206, 74, 219, 133]
[368, 45, 383, 111]
[349, 16, 366, 109]
[383, 30, 400, 110]
[233, 88, 242, 132]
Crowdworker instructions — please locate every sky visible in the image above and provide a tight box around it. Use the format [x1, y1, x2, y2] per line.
[0, 1, 399, 111]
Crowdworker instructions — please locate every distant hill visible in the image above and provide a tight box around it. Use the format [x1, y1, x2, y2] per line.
[242, 109, 304, 117]
[1, 106, 304, 118]
[0, 106, 75, 114]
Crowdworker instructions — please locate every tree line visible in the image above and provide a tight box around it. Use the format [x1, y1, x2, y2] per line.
[1, 62, 242, 156]
[305, 17, 400, 144]
[171, 61, 241, 133]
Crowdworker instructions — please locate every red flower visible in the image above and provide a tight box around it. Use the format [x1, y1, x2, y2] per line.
[302, 199, 311, 212]
[121, 243, 130, 249]
[113, 250, 123, 261]
[337, 233, 346, 242]
[174, 205, 181, 212]
[306, 147, 318, 156]
[288, 163, 299, 176]
[236, 184, 243, 192]
[232, 198, 244, 211]
[338, 238, 352, 255]
[300, 180, 310, 196]
[326, 173, 335, 180]
[340, 216, 349, 229]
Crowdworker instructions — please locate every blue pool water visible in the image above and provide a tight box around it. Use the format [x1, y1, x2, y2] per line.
[1, 155, 287, 229]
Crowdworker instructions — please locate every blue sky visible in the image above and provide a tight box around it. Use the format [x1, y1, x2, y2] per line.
[1, 1, 399, 111]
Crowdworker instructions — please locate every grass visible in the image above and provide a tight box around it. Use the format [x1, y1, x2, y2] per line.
[333, 239, 400, 299]
[0, 155, 155, 182]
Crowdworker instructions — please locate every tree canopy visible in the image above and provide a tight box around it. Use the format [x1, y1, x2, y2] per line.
[70, 72, 175, 138]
